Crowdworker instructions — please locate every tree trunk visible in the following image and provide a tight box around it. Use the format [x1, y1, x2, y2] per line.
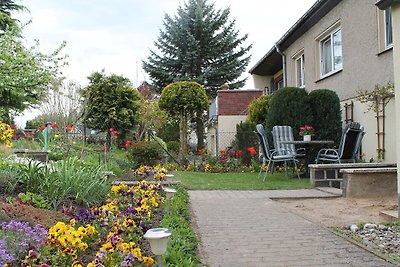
[179, 112, 188, 154]
[196, 114, 205, 150]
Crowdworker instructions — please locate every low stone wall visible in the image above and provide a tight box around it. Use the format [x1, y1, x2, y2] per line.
[340, 167, 397, 198]
[309, 162, 397, 188]
[12, 149, 49, 162]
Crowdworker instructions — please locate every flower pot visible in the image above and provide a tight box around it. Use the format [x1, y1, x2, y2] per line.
[303, 135, 311, 141]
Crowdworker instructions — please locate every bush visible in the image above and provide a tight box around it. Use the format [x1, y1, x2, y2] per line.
[308, 89, 342, 143]
[266, 87, 312, 138]
[166, 141, 180, 153]
[128, 141, 165, 168]
[235, 121, 258, 166]
[248, 95, 271, 124]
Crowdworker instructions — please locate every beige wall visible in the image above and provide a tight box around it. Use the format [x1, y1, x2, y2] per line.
[342, 98, 396, 162]
[253, 74, 271, 90]
[217, 115, 247, 153]
[285, 0, 393, 100]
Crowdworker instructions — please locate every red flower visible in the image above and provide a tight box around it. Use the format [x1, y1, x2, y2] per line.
[66, 124, 73, 132]
[112, 135, 118, 140]
[230, 150, 236, 156]
[247, 147, 257, 156]
[50, 123, 57, 128]
[39, 125, 46, 131]
[219, 150, 226, 155]
[124, 140, 132, 149]
[197, 149, 205, 154]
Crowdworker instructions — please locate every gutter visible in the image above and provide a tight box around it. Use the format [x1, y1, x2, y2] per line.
[376, 0, 400, 9]
[275, 43, 287, 87]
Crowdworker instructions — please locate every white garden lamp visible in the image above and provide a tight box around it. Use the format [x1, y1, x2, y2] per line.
[163, 187, 177, 199]
[144, 228, 172, 267]
[165, 174, 174, 182]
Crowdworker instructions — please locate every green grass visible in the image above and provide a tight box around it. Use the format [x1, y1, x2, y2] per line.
[173, 171, 311, 190]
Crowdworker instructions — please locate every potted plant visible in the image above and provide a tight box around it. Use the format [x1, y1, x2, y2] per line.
[299, 125, 315, 141]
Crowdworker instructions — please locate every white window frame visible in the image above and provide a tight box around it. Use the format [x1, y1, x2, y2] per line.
[295, 53, 305, 88]
[319, 27, 342, 78]
[384, 7, 393, 48]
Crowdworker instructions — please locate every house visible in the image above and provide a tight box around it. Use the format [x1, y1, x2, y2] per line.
[249, 0, 397, 162]
[207, 89, 263, 156]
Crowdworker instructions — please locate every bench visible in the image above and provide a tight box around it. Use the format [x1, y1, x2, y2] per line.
[309, 162, 396, 188]
[340, 167, 397, 198]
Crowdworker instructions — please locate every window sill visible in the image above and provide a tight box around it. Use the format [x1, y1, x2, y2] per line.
[315, 69, 343, 83]
[377, 45, 393, 56]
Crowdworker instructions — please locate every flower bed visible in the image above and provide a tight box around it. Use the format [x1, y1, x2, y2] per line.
[1, 181, 166, 266]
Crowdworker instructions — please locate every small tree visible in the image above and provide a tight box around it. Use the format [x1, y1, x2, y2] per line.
[266, 87, 312, 138]
[81, 71, 141, 147]
[247, 95, 271, 125]
[158, 81, 208, 154]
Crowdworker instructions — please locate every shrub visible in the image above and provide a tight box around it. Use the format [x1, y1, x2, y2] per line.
[266, 87, 312, 137]
[308, 89, 342, 143]
[128, 141, 165, 168]
[247, 95, 271, 124]
[166, 140, 180, 153]
[235, 121, 258, 166]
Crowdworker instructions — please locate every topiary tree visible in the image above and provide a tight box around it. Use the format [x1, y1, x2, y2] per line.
[247, 95, 271, 125]
[158, 81, 208, 154]
[308, 89, 342, 143]
[266, 87, 312, 138]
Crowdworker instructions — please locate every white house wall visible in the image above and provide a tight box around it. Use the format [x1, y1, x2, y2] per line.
[218, 115, 248, 152]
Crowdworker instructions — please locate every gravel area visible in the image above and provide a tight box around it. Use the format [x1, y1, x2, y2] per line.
[341, 223, 400, 261]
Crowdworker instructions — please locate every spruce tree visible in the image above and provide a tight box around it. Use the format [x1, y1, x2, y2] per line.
[143, 0, 252, 98]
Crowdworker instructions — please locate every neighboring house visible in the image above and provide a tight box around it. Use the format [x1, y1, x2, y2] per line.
[249, 0, 396, 162]
[207, 89, 262, 156]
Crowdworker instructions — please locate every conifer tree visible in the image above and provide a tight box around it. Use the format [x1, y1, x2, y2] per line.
[143, 0, 252, 98]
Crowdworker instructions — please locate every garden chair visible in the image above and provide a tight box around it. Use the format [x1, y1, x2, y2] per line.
[271, 125, 306, 158]
[315, 122, 365, 163]
[256, 124, 300, 181]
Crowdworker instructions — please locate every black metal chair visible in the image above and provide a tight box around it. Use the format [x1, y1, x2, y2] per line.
[256, 124, 300, 181]
[315, 122, 365, 163]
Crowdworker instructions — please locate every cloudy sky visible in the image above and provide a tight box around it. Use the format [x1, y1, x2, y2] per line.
[15, 0, 316, 126]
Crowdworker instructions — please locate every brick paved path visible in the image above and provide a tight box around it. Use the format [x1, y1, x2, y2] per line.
[189, 190, 395, 267]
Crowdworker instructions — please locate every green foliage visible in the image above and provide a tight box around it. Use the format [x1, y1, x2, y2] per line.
[81, 70, 141, 136]
[13, 192, 51, 209]
[128, 141, 165, 168]
[0, 23, 67, 122]
[266, 87, 312, 137]
[235, 121, 258, 165]
[159, 81, 208, 117]
[143, 0, 251, 97]
[247, 95, 271, 124]
[308, 89, 342, 143]
[160, 187, 200, 266]
[157, 118, 180, 142]
[0, 0, 26, 31]
[166, 141, 180, 153]
[10, 158, 111, 209]
[159, 81, 208, 154]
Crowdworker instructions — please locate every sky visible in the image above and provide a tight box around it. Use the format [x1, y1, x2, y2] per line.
[14, 0, 316, 127]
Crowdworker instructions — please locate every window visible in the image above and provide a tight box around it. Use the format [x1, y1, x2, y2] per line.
[295, 54, 305, 87]
[320, 28, 342, 77]
[384, 7, 393, 48]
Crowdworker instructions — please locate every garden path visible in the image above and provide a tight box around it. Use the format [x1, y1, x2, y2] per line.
[189, 189, 395, 267]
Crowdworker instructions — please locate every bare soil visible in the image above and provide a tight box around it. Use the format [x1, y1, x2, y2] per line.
[275, 196, 398, 227]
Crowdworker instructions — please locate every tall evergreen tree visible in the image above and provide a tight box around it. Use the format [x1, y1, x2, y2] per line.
[0, 0, 26, 31]
[143, 0, 252, 98]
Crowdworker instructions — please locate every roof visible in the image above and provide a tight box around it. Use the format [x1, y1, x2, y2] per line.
[217, 89, 263, 116]
[249, 0, 342, 75]
[376, 0, 400, 9]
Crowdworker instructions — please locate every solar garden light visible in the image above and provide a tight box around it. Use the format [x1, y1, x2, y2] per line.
[163, 187, 177, 199]
[43, 121, 52, 150]
[144, 228, 172, 267]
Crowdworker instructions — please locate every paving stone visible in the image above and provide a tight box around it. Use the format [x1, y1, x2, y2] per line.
[189, 190, 395, 267]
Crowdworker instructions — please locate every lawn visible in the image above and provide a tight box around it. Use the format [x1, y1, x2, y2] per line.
[173, 171, 311, 190]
